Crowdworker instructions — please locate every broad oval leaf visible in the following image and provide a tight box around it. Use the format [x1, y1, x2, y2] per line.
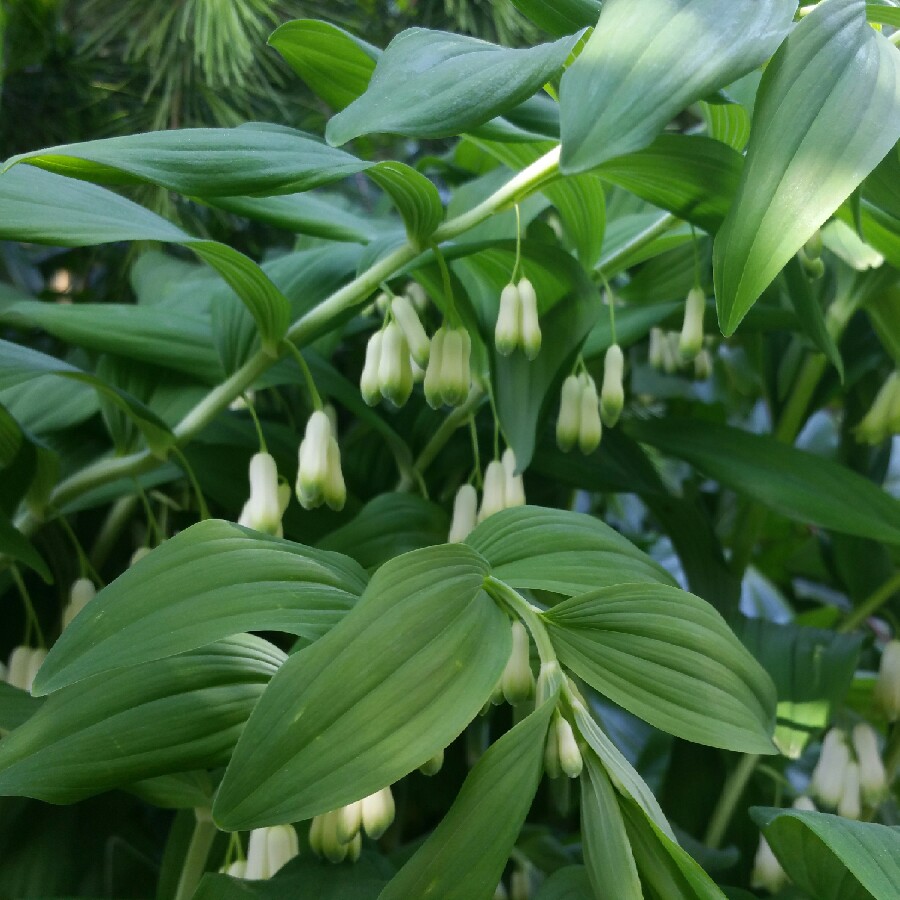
[714, 0, 900, 334]
[466, 505, 675, 596]
[213, 544, 511, 829]
[751, 807, 900, 900]
[510, 0, 600, 36]
[559, 0, 794, 172]
[545, 583, 778, 753]
[33, 520, 367, 696]
[627, 417, 900, 544]
[380, 698, 556, 900]
[0, 636, 284, 803]
[326, 28, 583, 145]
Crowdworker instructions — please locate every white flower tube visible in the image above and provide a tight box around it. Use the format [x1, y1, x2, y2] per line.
[555, 714, 582, 778]
[679, 287, 706, 359]
[361, 330, 385, 406]
[424, 326, 447, 409]
[391, 295, 430, 368]
[296, 411, 333, 509]
[495, 283, 522, 357]
[405, 281, 429, 314]
[501, 621, 534, 705]
[221, 860, 247, 877]
[875, 639, 900, 721]
[858, 372, 900, 445]
[578, 374, 602, 455]
[518, 277, 541, 360]
[600, 344, 625, 427]
[361, 786, 395, 839]
[378, 322, 413, 407]
[336, 800, 362, 844]
[439, 327, 471, 406]
[419, 748, 445, 776]
[556, 375, 582, 452]
[750, 835, 786, 894]
[448, 484, 478, 543]
[852, 723, 886, 806]
[648, 328, 665, 370]
[502, 448, 526, 507]
[810, 728, 850, 807]
[244, 825, 299, 879]
[129, 546, 153, 567]
[837, 761, 862, 819]
[62, 577, 95, 629]
[238, 452, 283, 534]
[323, 436, 347, 512]
[6, 646, 47, 692]
[478, 460, 507, 523]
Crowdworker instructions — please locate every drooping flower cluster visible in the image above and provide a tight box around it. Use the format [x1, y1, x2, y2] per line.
[556, 373, 602, 455]
[810, 725, 886, 817]
[424, 325, 473, 408]
[220, 824, 299, 879]
[296, 411, 346, 511]
[309, 787, 396, 864]
[495, 277, 541, 360]
[447, 450, 526, 543]
[649, 328, 713, 379]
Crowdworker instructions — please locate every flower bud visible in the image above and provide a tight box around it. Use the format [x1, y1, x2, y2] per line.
[556, 713, 583, 778]
[857, 373, 900, 446]
[392, 295, 430, 368]
[648, 328, 665, 370]
[750, 835, 786, 894]
[501, 621, 534, 705]
[320, 810, 349, 863]
[852, 723, 886, 806]
[679, 287, 706, 359]
[556, 375, 582, 452]
[600, 344, 625, 427]
[244, 825, 299, 879]
[693, 348, 713, 381]
[494, 882, 509, 900]
[661, 332, 680, 374]
[360, 330, 384, 406]
[411, 356, 426, 383]
[424, 326, 446, 409]
[478, 460, 507, 523]
[799, 248, 825, 280]
[535, 661, 563, 706]
[837, 761, 861, 819]
[374, 291, 390, 316]
[361, 786, 395, 840]
[63, 577, 95, 630]
[347, 832, 362, 862]
[6, 646, 47, 693]
[378, 322, 413, 407]
[222, 860, 247, 877]
[448, 484, 478, 543]
[805, 230, 824, 260]
[238, 452, 283, 534]
[501, 448, 526, 507]
[510, 866, 531, 900]
[419, 748, 444, 776]
[336, 800, 362, 845]
[518, 278, 541, 360]
[544, 714, 561, 780]
[440, 327, 471, 407]
[875, 639, 900, 721]
[793, 795, 816, 812]
[406, 281, 428, 314]
[495, 283, 522, 357]
[578, 375, 602, 455]
[323, 437, 347, 511]
[296, 411, 332, 509]
[129, 546, 152, 567]
[811, 728, 850, 807]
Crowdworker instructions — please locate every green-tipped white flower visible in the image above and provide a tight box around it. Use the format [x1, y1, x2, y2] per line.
[544, 714, 561, 779]
[556, 375, 582, 452]
[648, 328, 665, 370]
[361, 786, 395, 839]
[448, 484, 478, 543]
[694, 348, 713, 380]
[361, 330, 385, 406]
[600, 344, 625, 427]
[478, 460, 507, 523]
[378, 322, 414, 407]
[852, 723, 886, 806]
[661, 331, 680, 374]
[419, 748, 444, 776]
[221, 860, 247, 877]
[857, 372, 900, 445]
[811, 728, 850, 807]
[793, 795, 816, 812]
[679, 287, 706, 359]
[875, 639, 900, 721]
[62, 577, 95, 630]
[238, 452, 283, 535]
[392, 295, 430, 368]
[502, 448, 526, 507]
[336, 800, 362, 845]
[323, 436, 347, 511]
[837, 760, 861, 819]
[518, 277, 541, 360]
[424, 326, 446, 409]
[321, 810, 350, 863]
[501, 620, 534, 705]
[555, 713, 583, 778]
[296, 411, 344, 511]
[129, 546, 153, 567]
[495, 283, 522, 357]
[244, 824, 299, 879]
[438, 326, 472, 407]
[578, 374, 602, 455]
[750, 835, 786, 894]
[6, 646, 47, 693]
[406, 281, 429, 314]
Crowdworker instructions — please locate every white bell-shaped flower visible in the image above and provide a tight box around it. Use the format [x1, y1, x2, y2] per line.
[875, 639, 900, 721]
[378, 322, 413, 407]
[679, 287, 706, 359]
[62, 577, 95, 630]
[810, 728, 850, 807]
[361, 786, 395, 840]
[852, 723, 886, 806]
[600, 344, 625, 427]
[837, 760, 861, 820]
[244, 824, 299, 880]
[518, 277, 541, 360]
[448, 484, 478, 543]
[750, 835, 786, 894]
[501, 621, 534, 705]
[238, 452, 283, 535]
[296, 411, 333, 510]
[478, 460, 507, 523]
[5, 646, 47, 693]
[502, 448, 526, 508]
[495, 283, 522, 357]
[556, 375, 582, 452]
[391, 295, 430, 368]
[578, 374, 602, 455]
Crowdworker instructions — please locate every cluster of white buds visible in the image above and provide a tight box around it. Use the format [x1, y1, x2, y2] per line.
[556, 373, 602, 455]
[649, 328, 713, 380]
[310, 787, 395, 864]
[599, 344, 625, 428]
[750, 796, 815, 893]
[875, 639, 900, 721]
[478, 450, 526, 523]
[856, 372, 900, 445]
[424, 325, 472, 408]
[496, 620, 535, 706]
[495, 277, 541, 360]
[543, 709, 583, 779]
[3, 646, 47, 693]
[221, 825, 299, 880]
[62, 577, 95, 630]
[810, 726, 887, 817]
[296, 411, 346, 511]
[238, 452, 291, 536]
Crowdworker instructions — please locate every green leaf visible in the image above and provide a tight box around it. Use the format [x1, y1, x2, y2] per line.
[317, 493, 449, 571]
[0, 683, 43, 735]
[867, 3, 900, 28]
[627, 417, 900, 544]
[534, 867, 594, 900]
[125, 771, 213, 810]
[545, 583, 778, 752]
[752, 807, 900, 900]
[213, 544, 511, 829]
[714, 0, 900, 334]
[0, 636, 284, 803]
[0, 514, 51, 583]
[0, 166, 290, 352]
[465, 505, 674, 596]
[510, 0, 600, 36]
[269, 19, 380, 110]
[0, 338, 173, 457]
[559, 0, 794, 172]
[581, 754, 642, 900]
[33, 520, 367, 696]
[326, 29, 582, 145]
[380, 698, 556, 900]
